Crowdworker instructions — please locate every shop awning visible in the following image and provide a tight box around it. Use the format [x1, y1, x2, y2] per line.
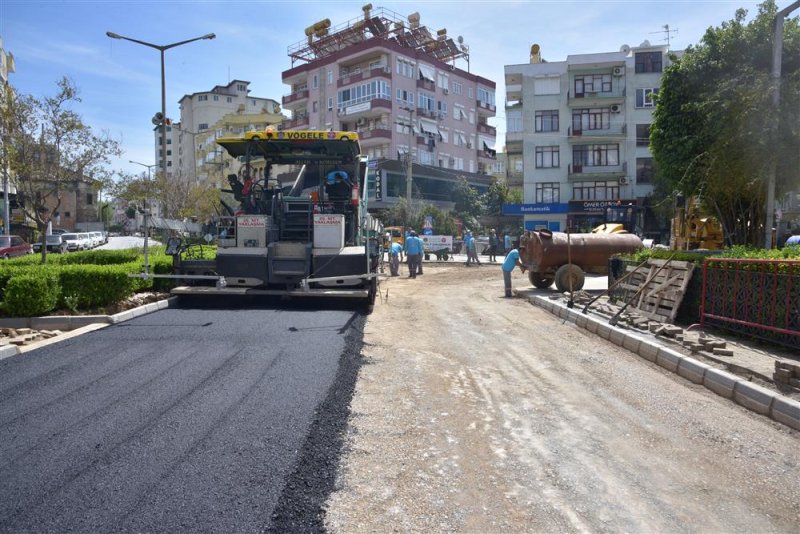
[418, 63, 436, 83]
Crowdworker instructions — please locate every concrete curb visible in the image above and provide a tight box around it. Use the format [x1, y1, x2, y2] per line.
[0, 297, 178, 360]
[523, 293, 800, 432]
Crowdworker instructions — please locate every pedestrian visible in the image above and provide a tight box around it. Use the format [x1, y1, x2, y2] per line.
[464, 230, 474, 266]
[404, 231, 424, 279]
[502, 243, 526, 297]
[504, 233, 512, 255]
[489, 228, 499, 262]
[389, 240, 403, 276]
[467, 231, 481, 265]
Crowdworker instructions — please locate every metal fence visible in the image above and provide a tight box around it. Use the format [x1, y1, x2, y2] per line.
[700, 258, 800, 349]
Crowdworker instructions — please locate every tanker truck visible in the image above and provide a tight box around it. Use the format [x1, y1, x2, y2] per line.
[520, 229, 643, 292]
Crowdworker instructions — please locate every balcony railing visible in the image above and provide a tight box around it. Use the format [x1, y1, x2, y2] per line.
[567, 88, 625, 105]
[282, 89, 309, 106]
[281, 113, 309, 130]
[417, 79, 435, 91]
[568, 161, 627, 178]
[357, 125, 392, 141]
[337, 65, 391, 88]
[477, 123, 497, 135]
[476, 100, 496, 113]
[568, 123, 626, 138]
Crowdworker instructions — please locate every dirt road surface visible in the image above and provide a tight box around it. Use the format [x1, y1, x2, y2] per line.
[324, 261, 799, 532]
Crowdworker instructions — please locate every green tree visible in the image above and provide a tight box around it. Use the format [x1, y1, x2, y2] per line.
[413, 204, 457, 236]
[451, 177, 484, 230]
[650, 0, 800, 246]
[0, 77, 122, 262]
[483, 178, 513, 216]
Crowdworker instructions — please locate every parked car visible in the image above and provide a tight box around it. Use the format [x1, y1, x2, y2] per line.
[91, 231, 105, 247]
[50, 228, 68, 235]
[0, 235, 34, 259]
[61, 233, 86, 251]
[46, 234, 69, 253]
[78, 232, 94, 249]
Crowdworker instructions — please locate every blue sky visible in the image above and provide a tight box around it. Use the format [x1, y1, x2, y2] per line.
[1, 0, 766, 177]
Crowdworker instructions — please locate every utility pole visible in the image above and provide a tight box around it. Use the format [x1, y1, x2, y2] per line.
[764, 0, 800, 248]
[404, 106, 415, 236]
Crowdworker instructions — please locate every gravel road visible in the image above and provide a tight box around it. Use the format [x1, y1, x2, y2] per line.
[324, 262, 799, 532]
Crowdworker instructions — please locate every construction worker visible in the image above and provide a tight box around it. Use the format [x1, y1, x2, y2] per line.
[502, 243, 526, 297]
[389, 240, 403, 276]
[404, 231, 424, 279]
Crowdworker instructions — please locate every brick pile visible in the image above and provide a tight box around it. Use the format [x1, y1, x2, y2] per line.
[774, 361, 800, 394]
[1, 327, 63, 347]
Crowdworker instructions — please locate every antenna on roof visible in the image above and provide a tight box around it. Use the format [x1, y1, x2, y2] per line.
[650, 24, 678, 48]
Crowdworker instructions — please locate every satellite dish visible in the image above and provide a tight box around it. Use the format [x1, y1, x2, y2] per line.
[457, 35, 463, 44]
[532, 43, 540, 54]
[620, 44, 631, 54]
[640, 40, 651, 47]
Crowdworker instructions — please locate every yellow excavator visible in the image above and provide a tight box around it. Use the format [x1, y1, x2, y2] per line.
[670, 196, 724, 250]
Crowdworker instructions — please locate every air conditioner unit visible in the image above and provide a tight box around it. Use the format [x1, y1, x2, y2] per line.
[466, 142, 473, 149]
[613, 66, 624, 76]
[443, 88, 449, 95]
[357, 118, 366, 126]
[610, 104, 622, 113]
[619, 176, 630, 185]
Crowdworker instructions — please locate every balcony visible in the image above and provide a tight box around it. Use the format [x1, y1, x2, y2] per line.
[417, 79, 435, 91]
[337, 97, 392, 119]
[477, 123, 497, 136]
[416, 107, 438, 120]
[357, 126, 392, 141]
[477, 148, 497, 161]
[337, 65, 391, 88]
[281, 113, 309, 130]
[568, 123, 626, 140]
[567, 88, 625, 107]
[476, 100, 496, 114]
[568, 161, 627, 181]
[282, 89, 309, 107]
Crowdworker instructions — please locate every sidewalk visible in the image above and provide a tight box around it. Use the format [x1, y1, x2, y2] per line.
[515, 273, 800, 430]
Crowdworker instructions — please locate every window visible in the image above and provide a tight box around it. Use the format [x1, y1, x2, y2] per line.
[636, 124, 651, 146]
[337, 80, 391, 110]
[437, 100, 447, 117]
[327, 70, 333, 84]
[452, 81, 463, 95]
[477, 88, 495, 106]
[635, 88, 659, 108]
[198, 95, 208, 101]
[535, 110, 559, 132]
[226, 96, 232, 103]
[534, 78, 560, 95]
[507, 110, 523, 133]
[313, 74, 319, 89]
[574, 74, 612, 95]
[213, 95, 219, 101]
[573, 144, 619, 166]
[328, 97, 333, 111]
[468, 87, 473, 98]
[86, 193, 93, 205]
[535, 182, 560, 203]
[64, 211, 71, 218]
[635, 51, 663, 73]
[636, 157, 654, 183]
[312, 101, 318, 113]
[237, 84, 246, 91]
[198, 123, 208, 130]
[572, 108, 610, 132]
[572, 181, 619, 201]
[437, 73, 448, 90]
[396, 58, 415, 78]
[418, 92, 435, 111]
[535, 146, 560, 168]
[396, 89, 414, 105]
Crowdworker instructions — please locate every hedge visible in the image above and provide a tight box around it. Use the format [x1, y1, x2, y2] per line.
[3, 271, 60, 317]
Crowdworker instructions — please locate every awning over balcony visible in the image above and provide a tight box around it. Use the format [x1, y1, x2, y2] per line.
[479, 135, 497, 156]
[418, 63, 436, 83]
[419, 119, 442, 139]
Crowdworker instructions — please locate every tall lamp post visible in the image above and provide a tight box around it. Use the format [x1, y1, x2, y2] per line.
[130, 160, 156, 271]
[764, 0, 800, 248]
[105, 31, 215, 194]
[402, 106, 415, 237]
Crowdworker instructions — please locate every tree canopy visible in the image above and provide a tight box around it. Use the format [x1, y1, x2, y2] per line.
[650, 0, 800, 246]
[0, 77, 121, 261]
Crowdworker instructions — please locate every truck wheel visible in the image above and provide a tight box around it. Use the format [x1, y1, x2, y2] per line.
[528, 272, 555, 289]
[554, 264, 585, 292]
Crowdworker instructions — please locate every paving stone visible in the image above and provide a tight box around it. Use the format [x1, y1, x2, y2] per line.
[712, 347, 734, 356]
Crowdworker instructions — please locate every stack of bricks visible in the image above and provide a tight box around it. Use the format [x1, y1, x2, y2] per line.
[774, 360, 800, 394]
[1, 327, 62, 346]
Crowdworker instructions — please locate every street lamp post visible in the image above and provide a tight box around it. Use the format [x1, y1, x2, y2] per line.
[402, 106, 415, 238]
[130, 160, 156, 271]
[105, 31, 215, 199]
[764, 0, 800, 248]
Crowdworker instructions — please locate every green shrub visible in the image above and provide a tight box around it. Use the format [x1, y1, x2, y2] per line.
[59, 249, 140, 265]
[58, 264, 138, 308]
[3, 272, 60, 317]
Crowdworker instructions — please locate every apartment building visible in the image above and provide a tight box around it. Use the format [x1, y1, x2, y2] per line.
[157, 80, 281, 183]
[280, 5, 497, 211]
[505, 42, 670, 239]
[1, 36, 18, 234]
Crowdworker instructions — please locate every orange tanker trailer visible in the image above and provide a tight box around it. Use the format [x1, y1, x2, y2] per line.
[520, 229, 643, 292]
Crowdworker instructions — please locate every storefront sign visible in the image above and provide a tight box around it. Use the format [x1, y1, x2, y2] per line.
[568, 200, 636, 213]
[502, 203, 569, 215]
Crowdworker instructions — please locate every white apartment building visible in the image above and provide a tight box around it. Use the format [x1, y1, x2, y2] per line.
[155, 80, 280, 183]
[280, 5, 497, 210]
[505, 42, 671, 239]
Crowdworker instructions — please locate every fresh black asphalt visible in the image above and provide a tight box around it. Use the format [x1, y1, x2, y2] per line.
[0, 297, 367, 532]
